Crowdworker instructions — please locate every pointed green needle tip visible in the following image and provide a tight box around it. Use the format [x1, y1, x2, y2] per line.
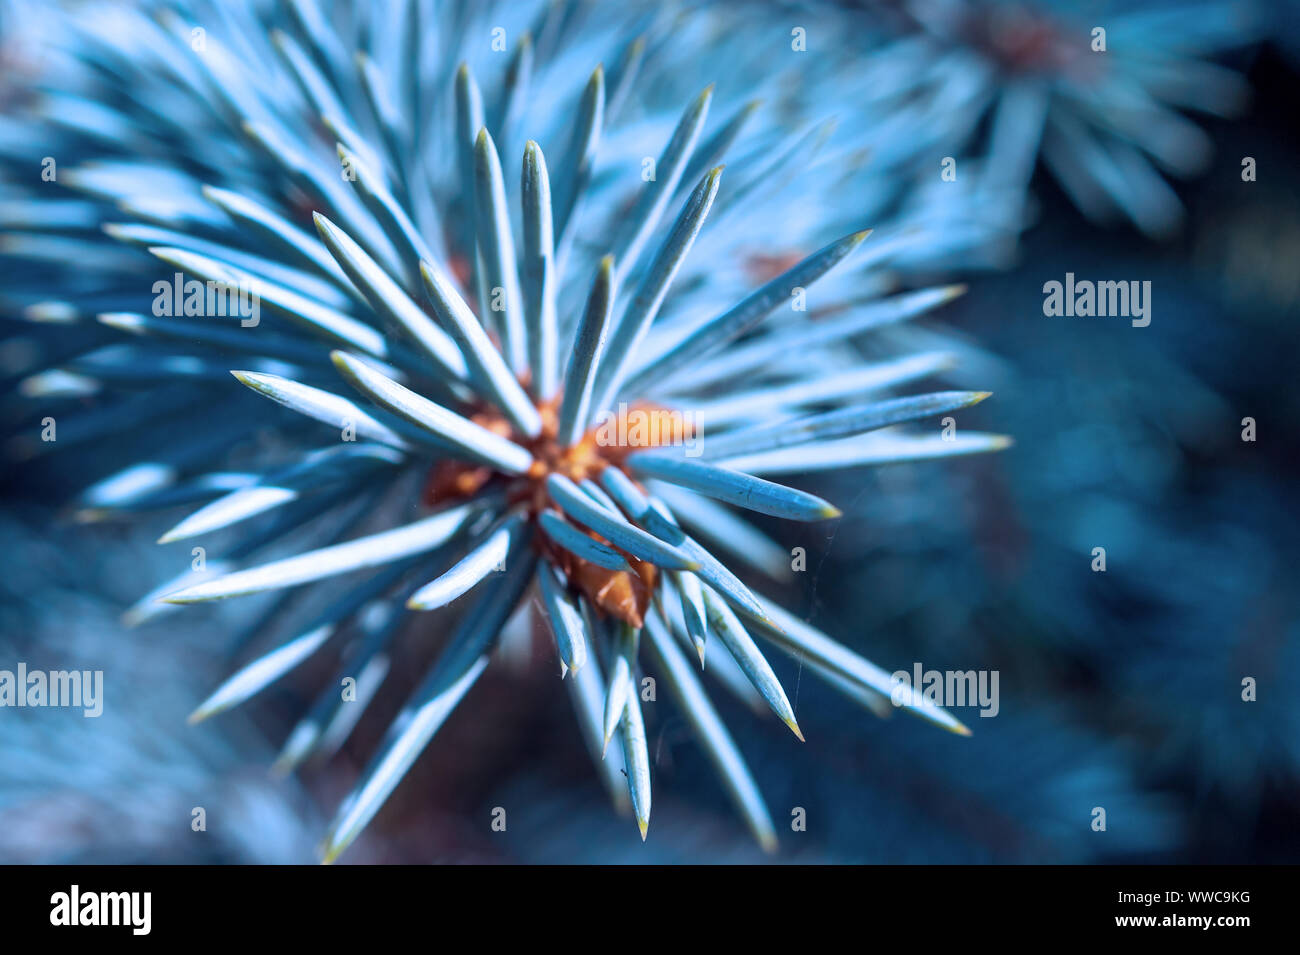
[456, 62, 469, 80]
[819, 504, 843, 520]
[785, 716, 806, 742]
[637, 816, 649, 841]
[230, 370, 262, 392]
[320, 839, 343, 865]
[758, 831, 779, 854]
[968, 391, 994, 405]
[991, 435, 1015, 450]
[475, 126, 490, 149]
[850, 228, 874, 244]
[186, 706, 211, 726]
[943, 283, 969, 301]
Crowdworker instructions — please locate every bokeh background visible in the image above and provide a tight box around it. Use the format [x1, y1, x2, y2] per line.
[1, 0, 1297, 863]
